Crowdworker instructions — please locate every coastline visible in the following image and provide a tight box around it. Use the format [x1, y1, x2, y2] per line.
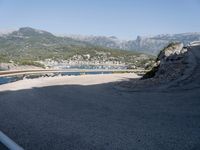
[0, 73, 139, 92]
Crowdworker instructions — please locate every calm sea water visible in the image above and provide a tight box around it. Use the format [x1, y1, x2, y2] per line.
[0, 77, 20, 85]
[0, 71, 113, 85]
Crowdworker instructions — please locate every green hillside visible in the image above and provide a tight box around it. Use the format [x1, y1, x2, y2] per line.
[0, 27, 155, 69]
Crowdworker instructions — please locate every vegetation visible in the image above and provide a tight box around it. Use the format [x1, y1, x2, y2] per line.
[0, 54, 9, 63]
[17, 60, 45, 68]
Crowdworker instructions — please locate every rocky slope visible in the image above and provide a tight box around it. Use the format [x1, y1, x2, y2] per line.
[143, 42, 186, 80]
[118, 42, 200, 91]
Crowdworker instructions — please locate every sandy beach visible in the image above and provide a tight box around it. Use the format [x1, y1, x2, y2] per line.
[0, 73, 139, 92]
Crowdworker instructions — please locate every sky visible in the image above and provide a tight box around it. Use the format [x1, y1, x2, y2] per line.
[0, 0, 200, 39]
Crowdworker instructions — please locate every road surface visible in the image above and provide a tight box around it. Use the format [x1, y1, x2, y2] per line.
[0, 69, 148, 77]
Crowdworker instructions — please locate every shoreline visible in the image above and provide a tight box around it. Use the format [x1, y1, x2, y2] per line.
[0, 73, 139, 92]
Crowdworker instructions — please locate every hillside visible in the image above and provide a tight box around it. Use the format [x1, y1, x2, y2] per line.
[0, 27, 154, 70]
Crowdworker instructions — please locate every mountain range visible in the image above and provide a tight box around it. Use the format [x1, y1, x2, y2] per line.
[0, 27, 154, 70]
[1, 27, 200, 55]
[66, 33, 200, 55]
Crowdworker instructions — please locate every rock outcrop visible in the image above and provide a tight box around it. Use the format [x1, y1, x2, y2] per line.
[143, 42, 187, 82]
[118, 42, 194, 91]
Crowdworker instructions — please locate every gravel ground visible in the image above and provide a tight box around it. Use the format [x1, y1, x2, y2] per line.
[0, 75, 199, 150]
[0, 46, 200, 150]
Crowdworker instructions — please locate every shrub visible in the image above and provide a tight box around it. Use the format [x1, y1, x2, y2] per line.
[17, 60, 45, 68]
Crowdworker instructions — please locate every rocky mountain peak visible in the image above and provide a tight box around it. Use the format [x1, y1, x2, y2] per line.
[12, 27, 54, 37]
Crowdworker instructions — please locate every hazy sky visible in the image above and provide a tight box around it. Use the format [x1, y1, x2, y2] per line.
[0, 0, 200, 39]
